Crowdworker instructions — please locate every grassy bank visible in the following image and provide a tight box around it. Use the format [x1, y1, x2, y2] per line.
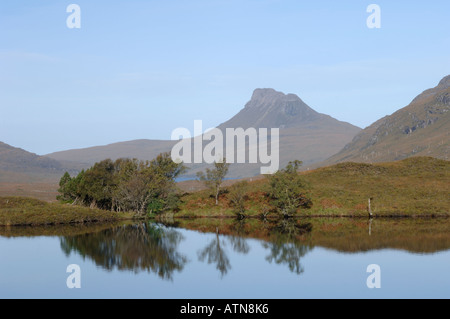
[176, 157, 450, 217]
[1, 157, 448, 224]
[0, 197, 134, 226]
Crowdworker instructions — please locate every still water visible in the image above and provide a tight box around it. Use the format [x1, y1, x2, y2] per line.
[0, 218, 449, 298]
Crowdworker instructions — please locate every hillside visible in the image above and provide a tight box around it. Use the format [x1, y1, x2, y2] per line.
[325, 75, 450, 164]
[0, 142, 80, 183]
[177, 157, 450, 217]
[45, 139, 176, 168]
[0, 141, 62, 173]
[45, 89, 361, 178]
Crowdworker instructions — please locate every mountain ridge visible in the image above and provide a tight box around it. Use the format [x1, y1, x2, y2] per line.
[0, 141, 81, 183]
[325, 75, 450, 164]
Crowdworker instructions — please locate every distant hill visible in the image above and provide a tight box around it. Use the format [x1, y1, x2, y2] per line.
[45, 139, 176, 168]
[0, 142, 80, 183]
[325, 75, 450, 164]
[46, 89, 361, 178]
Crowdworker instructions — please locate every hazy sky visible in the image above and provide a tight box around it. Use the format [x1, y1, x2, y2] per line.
[1, 0, 449, 155]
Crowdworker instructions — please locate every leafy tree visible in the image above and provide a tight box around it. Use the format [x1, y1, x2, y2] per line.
[80, 159, 116, 210]
[197, 159, 230, 205]
[57, 172, 74, 202]
[150, 152, 187, 181]
[228, 181, 249, 218]
[68, 170, 86, 205]
[111, 155, 185, 215]
[148, 153, 187, 213]
[57, 152, 187, 215]
[57, 170, 87, 204]
[267, 160, 312, 217]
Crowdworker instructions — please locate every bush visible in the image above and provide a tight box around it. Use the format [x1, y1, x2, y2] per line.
[267, 160, 312, 217]
[228, 181, 249, 218]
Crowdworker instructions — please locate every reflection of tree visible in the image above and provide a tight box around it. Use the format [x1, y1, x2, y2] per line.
[60, 223, 187, 280]
[228, 235, 250, 254]
[263, 219, 312, 275]
[198, 233, 231, 277]
[229, 219, 250, 254]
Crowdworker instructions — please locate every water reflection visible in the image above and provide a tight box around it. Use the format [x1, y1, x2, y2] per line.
[198, 232, 231, 277]
[60, 222, 187, 280]
[263, 219, 312, 275]
[196, 220, 253, 277]
[2, 217, 450, 280]
[197, 218, 312, 277]
[229, 219, 251, 254]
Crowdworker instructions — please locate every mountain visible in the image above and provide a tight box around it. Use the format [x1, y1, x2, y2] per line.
[45, 89, 361, 178]
[0, 142, 80, 183]
[326, 75, 450, 164]
[216, 88, 361, 175]
[218, 88, 324, 129]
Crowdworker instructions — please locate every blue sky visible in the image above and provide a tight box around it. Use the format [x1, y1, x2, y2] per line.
[1, 0, 449, 155]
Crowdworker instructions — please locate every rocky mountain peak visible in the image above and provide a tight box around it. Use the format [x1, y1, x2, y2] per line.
[438, 75, 450, 89]
[246, 88, 300, 108]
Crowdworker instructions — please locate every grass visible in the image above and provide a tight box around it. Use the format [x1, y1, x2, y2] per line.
[175, 157, 450, 218]
[0, 196, 135, 226]
[0, 157, 448, 225]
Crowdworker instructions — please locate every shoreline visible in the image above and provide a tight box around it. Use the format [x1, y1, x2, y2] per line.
[2, 210, 449, 228]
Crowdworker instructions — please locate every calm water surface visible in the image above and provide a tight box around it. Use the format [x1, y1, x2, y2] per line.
[1, 218, 449, 298]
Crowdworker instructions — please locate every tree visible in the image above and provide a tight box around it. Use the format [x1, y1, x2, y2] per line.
[80, 159, 116, 209]
[111, 154, 186, 215]
[147, 153, 187, 213]
[57, 170, 86, 204]
[267, 160, 312, 217]
[56, 152, 187, 215]
[197, 159, 230, 205]
[57, 172, 74, 202]
[228, 181, 249, 219]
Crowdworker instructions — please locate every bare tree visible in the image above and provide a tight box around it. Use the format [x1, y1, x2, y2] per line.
[197, 158, 230, 205]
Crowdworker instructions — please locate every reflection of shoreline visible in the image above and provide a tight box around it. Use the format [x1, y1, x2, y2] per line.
[0, 222, 123, 238]
[173, 217, 450, 254]
[3, 218, 450, 254]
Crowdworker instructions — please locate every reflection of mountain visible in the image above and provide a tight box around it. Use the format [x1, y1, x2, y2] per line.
[60, 223, 187, 280]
